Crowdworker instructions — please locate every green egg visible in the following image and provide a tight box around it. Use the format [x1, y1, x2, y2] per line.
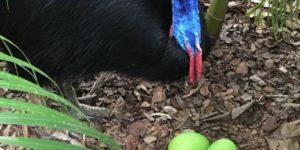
[208, 139, 237, 150]
[168, 132, 209, 150]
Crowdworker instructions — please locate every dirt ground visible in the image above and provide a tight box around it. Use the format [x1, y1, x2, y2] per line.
[1, 1, 300, 150]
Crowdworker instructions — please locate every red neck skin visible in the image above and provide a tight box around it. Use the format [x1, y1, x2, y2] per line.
[169, 27, 203, 84]
[186, 44, 203, 84]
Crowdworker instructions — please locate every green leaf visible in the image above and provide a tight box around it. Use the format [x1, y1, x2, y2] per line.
[0, 137, 88, 150]
[0, 113, 121, 150]
[0, 98, 78, 123]
[246, 1, 265, 17]
[0, 72, 85, 118]
[0, 51, 57, 87]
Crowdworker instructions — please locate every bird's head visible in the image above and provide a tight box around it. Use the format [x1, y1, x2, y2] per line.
[170, 0, 207, 84]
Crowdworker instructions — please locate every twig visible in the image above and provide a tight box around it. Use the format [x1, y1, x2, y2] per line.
[77, 93, 97, 101]
[199, 112, 219, 120]
[201, 112, 231, 122]
[183, 82, 202, 99]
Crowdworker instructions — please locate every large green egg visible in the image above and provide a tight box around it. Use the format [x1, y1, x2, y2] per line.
[207, 139, 237, 150]
[168, 132, 209, 150]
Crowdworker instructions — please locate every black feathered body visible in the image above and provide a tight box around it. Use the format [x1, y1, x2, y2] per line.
[0, 0, 211, 83]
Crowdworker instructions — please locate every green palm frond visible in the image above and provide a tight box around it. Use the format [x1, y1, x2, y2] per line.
[0, 36, 122, 150]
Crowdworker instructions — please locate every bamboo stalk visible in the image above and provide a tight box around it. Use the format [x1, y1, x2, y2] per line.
[205, 0, 229, 45]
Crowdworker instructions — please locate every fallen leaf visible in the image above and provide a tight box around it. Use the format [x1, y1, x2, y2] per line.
[200, 84, 210, 97]
[231, 100, 255, 119]
[267, 119, 300, 150]
[143, 136, 157, 144]
[262, 117, 278, 132]
[152, 86, 166, 103]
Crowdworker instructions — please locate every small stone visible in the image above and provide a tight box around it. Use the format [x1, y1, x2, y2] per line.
[262, 117, 278, 132]
[236, 62, 249, 76]
[264, 59, 274, 70]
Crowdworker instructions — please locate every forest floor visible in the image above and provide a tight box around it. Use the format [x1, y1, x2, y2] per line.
[1, 1, 300, 150]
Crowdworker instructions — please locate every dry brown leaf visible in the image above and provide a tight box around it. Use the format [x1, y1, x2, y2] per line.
[267, 119, 300, 150]
[152, 86, 166, 103]
[200, 84, 210, 97]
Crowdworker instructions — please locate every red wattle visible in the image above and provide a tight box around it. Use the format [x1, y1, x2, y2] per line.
[186, 45, 203, 84]
[187, 50, 195, 84]
[195, 51, 203, 81]
[186, 45, 195, 84]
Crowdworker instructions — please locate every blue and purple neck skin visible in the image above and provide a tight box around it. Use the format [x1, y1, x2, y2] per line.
[170, 0, 203, 84]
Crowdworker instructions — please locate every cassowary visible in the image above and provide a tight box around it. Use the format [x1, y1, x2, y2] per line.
[0, 0, 211, 116]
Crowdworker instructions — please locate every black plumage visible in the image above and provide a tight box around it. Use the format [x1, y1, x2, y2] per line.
[0, 0, 211, 84]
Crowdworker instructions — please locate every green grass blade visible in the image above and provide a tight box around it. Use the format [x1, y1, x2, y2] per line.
[0, 113, 121, 150]
[1, 39, 20, 76]
[0, 81, 85, 118]
[0, 35, 39, 83]
[0, 35, 22, 52]
[0, 51, 58, 88]
[0, 72, 85, 118]
[246, 1, 265, 17]
[0, 36, 63, 95]
[0, 137, 88, 150]
[0, 71, 41, 87]
[0, 98, 78, 123]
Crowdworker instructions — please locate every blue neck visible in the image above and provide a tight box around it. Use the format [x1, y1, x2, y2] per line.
[171, 0, 202, 55]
